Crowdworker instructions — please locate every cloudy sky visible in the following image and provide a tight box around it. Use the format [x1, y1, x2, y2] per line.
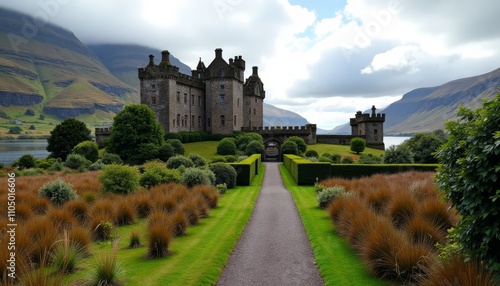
[2, 0, 500, 129]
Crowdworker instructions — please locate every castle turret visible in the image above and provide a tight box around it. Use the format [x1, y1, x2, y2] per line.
[159, 50, 171, 67]
[349, 106, 385, 149]
[148, 54, 155, 67]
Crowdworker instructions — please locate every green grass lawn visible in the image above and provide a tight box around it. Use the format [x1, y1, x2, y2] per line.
[279, 164, 387, 286]
[66, 165, 264, 285]
[184, 141, 219, 160]
[306, 143, 384, 160]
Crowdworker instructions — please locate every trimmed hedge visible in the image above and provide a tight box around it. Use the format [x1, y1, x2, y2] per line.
[227, 154, 261, 186]
[283, 154, 439, 185]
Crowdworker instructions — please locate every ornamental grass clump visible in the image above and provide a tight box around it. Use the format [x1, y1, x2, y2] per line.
[146, 212, 173, 259]
[192, 185, 219, 208]
[64, 199, 89, 225]
[51, 231, 84, 273]
[46, 208, 76, 232]
[114, 199, 136, 226]
[386, 191, 417, 229]
[86, 242, 124, 286]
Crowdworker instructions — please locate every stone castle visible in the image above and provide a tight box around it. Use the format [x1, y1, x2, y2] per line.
[138, 48, 265, 134]
[93, 48, 386, 156]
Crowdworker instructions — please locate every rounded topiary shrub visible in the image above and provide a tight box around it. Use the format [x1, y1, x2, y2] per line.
[101, 153, 123, 165]
[165, 139, 185, 155]
[180, 167, 214, 188]
[64, 154, 92, 170]
[281, 141, 299, 155]
[284, 136, 307, 154]
[317, 185, 347, 208]
[99, 164, 139, 194]
[166, 155, 194, 169]
[39, 179, 77, 206]
[245, 140, 264, 156]
[72, 140, 99, 162]
[158, 143, 175, 162]
[209, 163, 237, 189]
[17, 154, 37, 169]
[304, 150, 319, 158]
[341, 156, 355, 164]
[188, 153, 207, 168]
[217, 138, 237, 155]
[140, 162, 180, 189]
[210, 155, 226, 163]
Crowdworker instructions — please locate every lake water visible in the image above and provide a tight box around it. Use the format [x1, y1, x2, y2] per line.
[0, 136, 411, 166]
[0, 140, 50, 166]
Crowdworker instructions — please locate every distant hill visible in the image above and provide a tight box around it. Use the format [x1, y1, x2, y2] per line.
[329, 68, 500, 135]
[263, 103, 310, 127]
[0, 8, 136, 121]
[88, 44, 192, 89]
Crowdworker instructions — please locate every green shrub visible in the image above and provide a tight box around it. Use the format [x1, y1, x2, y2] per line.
[130, 143, 160, 165]
[164, 132, 183, 141]
[209, 163, 237, 189]
[304, 150, 319, 158]
[0, 162, 4, 169]
[89, 160, 105, 171]
[180, 167, 214, 188]
[85, 245, 124, 285]
[99, 164, 139, 194]
[101, 153, 122, 165]
[8, 126, 22, 134]
[350, 137, 366, 154]
[224, 155, 238, 162]
[72, 141, 99, 162]
[166, 155, 194, 169]
[38, 179, 77, 206]
[341, 156, 355, 164]
[210, 155, 226, 163]
[51, 235, 84, 273]
[384, 144, 414, 164]
[140, 162, 180, 188]
[17, 154, 37, 169]
[217, 138, 237, 155]
[235, 132, 263, 151]
[281, 141, 299, 155]
[29, 124, 36, 130]
[64, 154, 91, 170]
[188, 153, 207, 167]
[245, 140, 264, 156]
[318, 155, 333, 163]
[284, 136, 307, 154]
[331, 154, 342, 163]
[36, 158, 56, 169]
[317, 186, 347, 208]
[158, 143, 175, 162]
[358, 153, 383, 164]
[49, 159, 64, 171]
[216, 183, 228, 194]
[25, 108, 35, 116]
[165, 139, 184, 155]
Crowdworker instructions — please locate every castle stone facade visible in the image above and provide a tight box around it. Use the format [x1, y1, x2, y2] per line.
[138, 48, 265, 134]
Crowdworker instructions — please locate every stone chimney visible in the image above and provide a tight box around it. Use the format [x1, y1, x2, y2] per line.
[160, 50, 171, 66]
[215, 48, 223, 59]
[148, 54, 155, 67]
[252, 66, 258, 76]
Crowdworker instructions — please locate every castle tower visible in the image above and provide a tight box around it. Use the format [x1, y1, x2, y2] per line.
[350, 105, 385, 149]
[243, 66, 265, 128]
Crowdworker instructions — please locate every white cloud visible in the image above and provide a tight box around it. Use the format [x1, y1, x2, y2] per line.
[361, 45, 421, 74]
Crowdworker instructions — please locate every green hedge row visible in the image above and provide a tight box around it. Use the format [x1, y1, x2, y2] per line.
[164, 132, 234, 143]
[227, 154, 261, 185]
[283, 154, 439, 185]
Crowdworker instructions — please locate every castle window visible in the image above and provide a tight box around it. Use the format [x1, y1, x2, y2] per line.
[191, 115, 195, 127]
[191, 95, 195, 105]
[234, 115, 237, 126]
[151, 96, 157, 105]
[255, 98, 257, 103]
[198, 116, 201, 127]
[220, 84, 225, 90]
[184, 115, 188, 126]
[220, 94, 225, 104]
[177, 92, 180, 102]
[208, 117, 211, 127]
[220, 115, 225, 126]
[237, 98, 240, 107]
[374, 129, 378, 134]
[198, 96, 201, 106]
[177, 114, 180, 127]
[151, 84, 156, 89]
[253, 109, 256, 115]
[184, 94, 187, 104]
[220, 69, 225, 77]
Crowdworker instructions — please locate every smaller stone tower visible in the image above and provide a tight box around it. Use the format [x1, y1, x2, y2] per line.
[350, 105, 385, 149]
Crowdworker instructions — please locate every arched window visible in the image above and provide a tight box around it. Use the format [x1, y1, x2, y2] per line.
[176, 114, 180, 127]
[184, 115, 188, 126]
[220, 115, 225, 126]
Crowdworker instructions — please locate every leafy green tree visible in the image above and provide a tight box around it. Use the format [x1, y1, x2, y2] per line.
[8, 126, 22, 134]
[158, 143, 176, 162]
[99, 164, 139, 194]
[73, 140, 99, 162]
[245, 140, 264, 156]
[235, 132, 263, 151]
[284, 136, 307, 154]
[165, 139, 185, 155]
[17, 154, 36, 169]
[383, 144, 413, 164]
[402, 133, 446, 163]
[106, 104, 164, 164]
[358, 153, 383, 164]
[47, 118, 91, 160]
[435, 94, 500, 272]
[25, 109, 35, 116]
[350, 137, 366, 154]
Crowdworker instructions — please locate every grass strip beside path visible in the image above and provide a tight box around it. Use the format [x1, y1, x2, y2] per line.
[279, 164, 387, 286]
[67, 165, 264, 286]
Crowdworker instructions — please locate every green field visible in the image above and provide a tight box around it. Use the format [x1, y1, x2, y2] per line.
[306, 143, 385, 159]
[279, 164, 387, 286]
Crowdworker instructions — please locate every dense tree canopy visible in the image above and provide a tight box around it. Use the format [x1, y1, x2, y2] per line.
[350, 137, 366, 154]
[436, 94, 500, 272]
[47, 118, 92, 160]
[402, 132, 446, 163]
[106, 104, 164, 164]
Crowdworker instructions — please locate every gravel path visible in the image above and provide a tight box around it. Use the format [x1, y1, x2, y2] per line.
[217, 162, 324, 286]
